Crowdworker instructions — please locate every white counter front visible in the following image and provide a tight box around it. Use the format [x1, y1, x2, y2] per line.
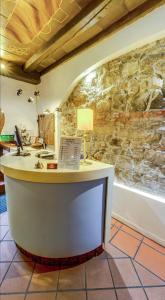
[1, 153, 114, 266]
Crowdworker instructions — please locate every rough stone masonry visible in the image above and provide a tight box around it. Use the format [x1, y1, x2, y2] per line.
[60, 38, 165, 196]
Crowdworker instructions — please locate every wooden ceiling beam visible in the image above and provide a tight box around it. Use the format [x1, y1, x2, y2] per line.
[41, 0, 165, 75]
[24, 0, 112, 72]
[0, 60, 41, 85]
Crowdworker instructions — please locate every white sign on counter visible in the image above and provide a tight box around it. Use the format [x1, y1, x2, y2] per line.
[58, 136, 81, 170]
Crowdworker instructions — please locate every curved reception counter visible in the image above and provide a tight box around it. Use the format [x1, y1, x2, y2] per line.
[0, 153, 114, 266]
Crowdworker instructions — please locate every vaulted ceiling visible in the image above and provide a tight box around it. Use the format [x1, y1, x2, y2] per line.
[0, 0, 164, 84]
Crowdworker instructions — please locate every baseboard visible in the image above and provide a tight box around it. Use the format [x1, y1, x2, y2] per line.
[112, 212, 165, 247]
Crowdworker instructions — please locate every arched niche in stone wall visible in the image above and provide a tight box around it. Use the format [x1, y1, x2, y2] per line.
[60, 37, 165, 197]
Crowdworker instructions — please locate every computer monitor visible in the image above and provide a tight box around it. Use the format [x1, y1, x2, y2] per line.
[15, 126, 23, 149]
[13, 126, 31, 157]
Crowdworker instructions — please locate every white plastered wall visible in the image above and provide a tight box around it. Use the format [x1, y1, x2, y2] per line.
[0, 76, 38, 135]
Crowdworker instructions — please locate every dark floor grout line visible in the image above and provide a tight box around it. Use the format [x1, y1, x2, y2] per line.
[119, 227, 143, 242]
[1, 285, 165, 296]
[55, 266, 61, 299]
[0, 247, 17, 288]
[107, 241, 130, 258]
[109, 243, 131, 259]
[24, 261, 36, 299]
[107, 255, 119, 300]
[2, 228, 10, 241]
[142, 241, 165, 256]
[110, 226, 121, 242]
[133, 236, 144, 260]
[133, 259, 165, 283]
[130, 257, 149, 300]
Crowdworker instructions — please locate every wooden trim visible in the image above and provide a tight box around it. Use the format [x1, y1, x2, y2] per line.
[24, 0, 112, 72]
[41, 0, 165, 75]
[0, 60, 41, 85]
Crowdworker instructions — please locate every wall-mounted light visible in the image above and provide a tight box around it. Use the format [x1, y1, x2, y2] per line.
[17, 89, 23, 96]
[27, 97, 35, 103]
[0, 62, 5, 70]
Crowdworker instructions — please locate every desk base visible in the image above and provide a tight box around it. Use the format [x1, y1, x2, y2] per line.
[16, 243, 103, 268]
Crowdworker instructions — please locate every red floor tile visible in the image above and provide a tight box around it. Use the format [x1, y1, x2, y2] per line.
[121, 224, 143, 240]
[108, 258, 141, 288]
[145, 287, 165, 300]
[0, 262, 10, 284]
[111, 230, 141, 257]
[135, 243, 165, 281]
[26, 292, 56, 300]
[110, 226, 119, 240]
[111, 217, 117, 225]
[29, 264, 59, 291]
[116, 288, 147, 300]
[56, 291, 86, 300]
[143, 237, 165, 255]
[113, 220, 123, 228]
[133, 261, 165, 286]
[1, 211, 164, 300]
[104, 243, 128, 259]
[0, 241, 17, 262]
[0, 295, 25, 300]
[58, 264, 85, 290]
[86, 258, 113, 288]
[0, 261, 34, 293]
[87, 289, 117, 300]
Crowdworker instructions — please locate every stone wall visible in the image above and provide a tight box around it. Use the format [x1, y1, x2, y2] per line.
[60, 38, 165, 196]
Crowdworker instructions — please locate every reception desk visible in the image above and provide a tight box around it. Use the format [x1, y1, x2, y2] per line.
[0, 153, 114, 266]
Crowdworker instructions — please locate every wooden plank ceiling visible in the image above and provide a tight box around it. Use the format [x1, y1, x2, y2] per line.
[0, 0, 164, 84]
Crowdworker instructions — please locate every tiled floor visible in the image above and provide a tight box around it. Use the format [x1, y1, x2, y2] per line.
[0, 212, 165, 300]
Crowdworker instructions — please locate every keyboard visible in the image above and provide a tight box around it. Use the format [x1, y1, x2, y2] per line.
[35, 151, 54, 159]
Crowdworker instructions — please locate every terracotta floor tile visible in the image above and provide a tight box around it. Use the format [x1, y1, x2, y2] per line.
[58, 264, 85, 290]
[145, 287, 165, 300]
[133, 261, 165, 286]
[121, 225, 143, 240]
[87, 289, 117, 300]
[0, 226, 9, 240]
[29, 264, 59, 291]
[116, 288, 147, 300]
[109, 258, 141, 288]
[110, 226, 119, 240]
[105, 243, 128, 259]
[0, 241, 17, 262]
[56, 291, 86, 300]
[4, 230, 13, 240]
[143, 237, 165, 255]
[26, 292, 56, 300]
[0, 262, 10, 283]
[135, 243, 165, 280]
[111, 230, 141, 257]
[114, 220, 123, 228]
[0, 261, 34, 293]
[0, 295, 25, 300]
[14, 250, 33, 262]
[111, 218, 117, 225]
[86, 258, 113, 288]
[0, 212, 9, 225]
